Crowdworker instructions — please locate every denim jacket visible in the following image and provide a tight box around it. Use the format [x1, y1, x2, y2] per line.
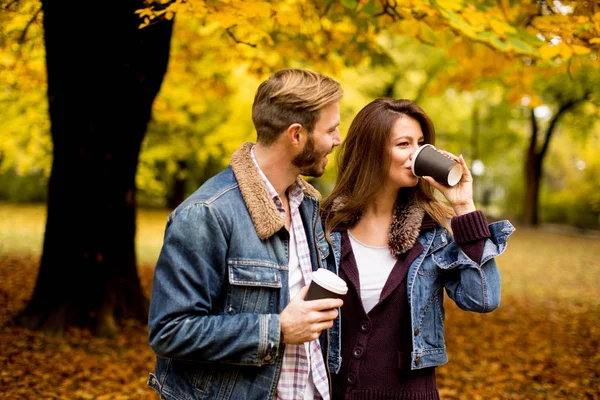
[328, 197, 514, 371]
[147, 143, 341, 400]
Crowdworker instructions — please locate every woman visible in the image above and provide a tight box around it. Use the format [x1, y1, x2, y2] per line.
[321, 98, 514, 400]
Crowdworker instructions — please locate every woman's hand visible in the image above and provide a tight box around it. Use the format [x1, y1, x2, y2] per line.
[422, 151, 476, 216]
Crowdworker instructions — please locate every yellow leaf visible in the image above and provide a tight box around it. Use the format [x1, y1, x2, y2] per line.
[445, 10, 478, 38]
[539, 43, 560, 60]
[275, 10, 296, 27]
[245, 2, 271, 19]
[489, 18, 516, 37]
[437, 0, 464, 12]
[558, 42, 573, 59]
[461, 8, 487, 32]
[571, 44, 591, 55]
[398, 20, 420, 37]
[419, 23, 438, 44]
[208, 11, 239, 27]
[589, 38, 600, 44]
[593, 12, 600, 28]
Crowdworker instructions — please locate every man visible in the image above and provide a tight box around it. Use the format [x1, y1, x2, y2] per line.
[148, 68, 344, 400]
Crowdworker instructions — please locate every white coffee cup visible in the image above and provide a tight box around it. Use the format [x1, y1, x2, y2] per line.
[305, 268, 348, 300]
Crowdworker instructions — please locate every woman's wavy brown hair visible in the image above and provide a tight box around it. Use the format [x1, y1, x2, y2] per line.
[321, 98, 454, 239]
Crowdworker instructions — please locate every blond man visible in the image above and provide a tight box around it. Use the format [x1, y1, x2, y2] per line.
[148, 69, 344, 400]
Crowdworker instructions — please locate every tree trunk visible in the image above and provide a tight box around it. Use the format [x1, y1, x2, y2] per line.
[167, 160, 188, 209]
[523, 148, 541, 226]
[14, 1, 173, 337]
[523, 102, 582, 227]
[523, 109, 541, 226]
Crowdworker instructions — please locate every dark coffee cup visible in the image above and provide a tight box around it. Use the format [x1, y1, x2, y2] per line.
[411, 144, 463, 187]
[305, 268, 348, 301]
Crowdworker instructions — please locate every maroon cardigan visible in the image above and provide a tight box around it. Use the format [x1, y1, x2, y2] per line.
[333, 212, 490, 400]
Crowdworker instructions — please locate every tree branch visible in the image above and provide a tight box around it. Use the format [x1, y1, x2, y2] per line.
[375, 0, 403, 22]
[19, 6, 42, 45]
[529, 108, 539, 157]
[541, 0, 558, 15]
[539, 96, 588, 159]
[225, 25, 257, 48]
[520, 1, 545, 29]
[323, 0, 336, 17]
[3, 0, 20, 11]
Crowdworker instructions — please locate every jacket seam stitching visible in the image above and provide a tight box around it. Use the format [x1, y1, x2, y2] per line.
[204, 183, 240, 205]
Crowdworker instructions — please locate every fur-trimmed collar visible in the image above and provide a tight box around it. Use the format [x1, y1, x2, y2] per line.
[330, 193, 426, 256]
[230, 142, 321, 240]
[388, 194, 425, 255]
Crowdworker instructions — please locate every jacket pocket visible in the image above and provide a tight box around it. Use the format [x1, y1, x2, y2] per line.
[229, 261, 282, 288]
[227, 260, 282, 314]
[158, 360, 216, 400]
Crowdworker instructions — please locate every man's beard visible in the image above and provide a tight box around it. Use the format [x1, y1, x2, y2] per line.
[292, 134, 330, 178]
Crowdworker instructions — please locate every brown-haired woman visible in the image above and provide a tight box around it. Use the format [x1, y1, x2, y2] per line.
[321, 98, 514, 400]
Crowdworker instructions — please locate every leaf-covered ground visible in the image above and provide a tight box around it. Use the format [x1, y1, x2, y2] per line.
[1, 227, 599, 399]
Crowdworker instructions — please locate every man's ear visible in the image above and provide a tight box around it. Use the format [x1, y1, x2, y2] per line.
[285, 123, 306, 147]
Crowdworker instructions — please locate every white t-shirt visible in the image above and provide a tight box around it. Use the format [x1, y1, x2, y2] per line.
[348, 231, 398, 314]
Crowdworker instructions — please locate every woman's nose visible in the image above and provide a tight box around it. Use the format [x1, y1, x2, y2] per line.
[409, 145, 419, 160]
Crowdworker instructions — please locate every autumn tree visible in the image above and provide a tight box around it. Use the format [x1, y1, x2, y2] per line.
[524, 67, 600, 225]
[404, 0, 600, 225]
[6, 0, 174, 337]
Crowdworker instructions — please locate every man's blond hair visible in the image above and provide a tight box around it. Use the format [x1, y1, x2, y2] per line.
[252, 68, 343, 145]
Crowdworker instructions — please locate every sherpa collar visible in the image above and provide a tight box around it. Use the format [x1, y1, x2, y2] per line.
[230, 142, 321, 240]
[331, 192, 431, 256]
[388, 194, 426, 255]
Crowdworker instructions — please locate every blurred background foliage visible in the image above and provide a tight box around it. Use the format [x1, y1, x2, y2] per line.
[1, 0, 599, 228]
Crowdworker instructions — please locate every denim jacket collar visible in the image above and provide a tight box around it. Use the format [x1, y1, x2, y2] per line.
[230, 142, 321, 240]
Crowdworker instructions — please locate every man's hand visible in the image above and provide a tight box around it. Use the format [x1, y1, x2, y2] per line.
[280, 285, 343, 344]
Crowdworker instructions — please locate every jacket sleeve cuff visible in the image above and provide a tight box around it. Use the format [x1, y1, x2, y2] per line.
[451, 210, 491, 244]
[260, 314, 280, 365]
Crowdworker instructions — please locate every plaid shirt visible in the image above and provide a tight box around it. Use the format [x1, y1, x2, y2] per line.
[251, 147, 329, 400]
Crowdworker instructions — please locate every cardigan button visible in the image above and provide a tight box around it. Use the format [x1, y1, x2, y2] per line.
[360, 321, 371, 333]
[352, 347, 364, 359]
[264, 354, 272, 361]
[414, 328, 420, 336]
[347, 373, 356, 384]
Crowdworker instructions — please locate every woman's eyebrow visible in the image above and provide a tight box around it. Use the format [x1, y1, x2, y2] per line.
[393, 135, 425, 141]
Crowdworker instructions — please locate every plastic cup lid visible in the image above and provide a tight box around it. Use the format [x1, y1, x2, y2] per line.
[311, 268, 348, 295]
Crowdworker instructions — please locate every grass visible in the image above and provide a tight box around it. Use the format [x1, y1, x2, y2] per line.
[1, 202, 599, 399]
[0, 202, 170, 267]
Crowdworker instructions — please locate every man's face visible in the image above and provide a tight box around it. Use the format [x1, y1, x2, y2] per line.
[292, 102, 341, 177]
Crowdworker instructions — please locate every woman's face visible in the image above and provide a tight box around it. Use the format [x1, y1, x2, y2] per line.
[385, 115, 425, 189]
